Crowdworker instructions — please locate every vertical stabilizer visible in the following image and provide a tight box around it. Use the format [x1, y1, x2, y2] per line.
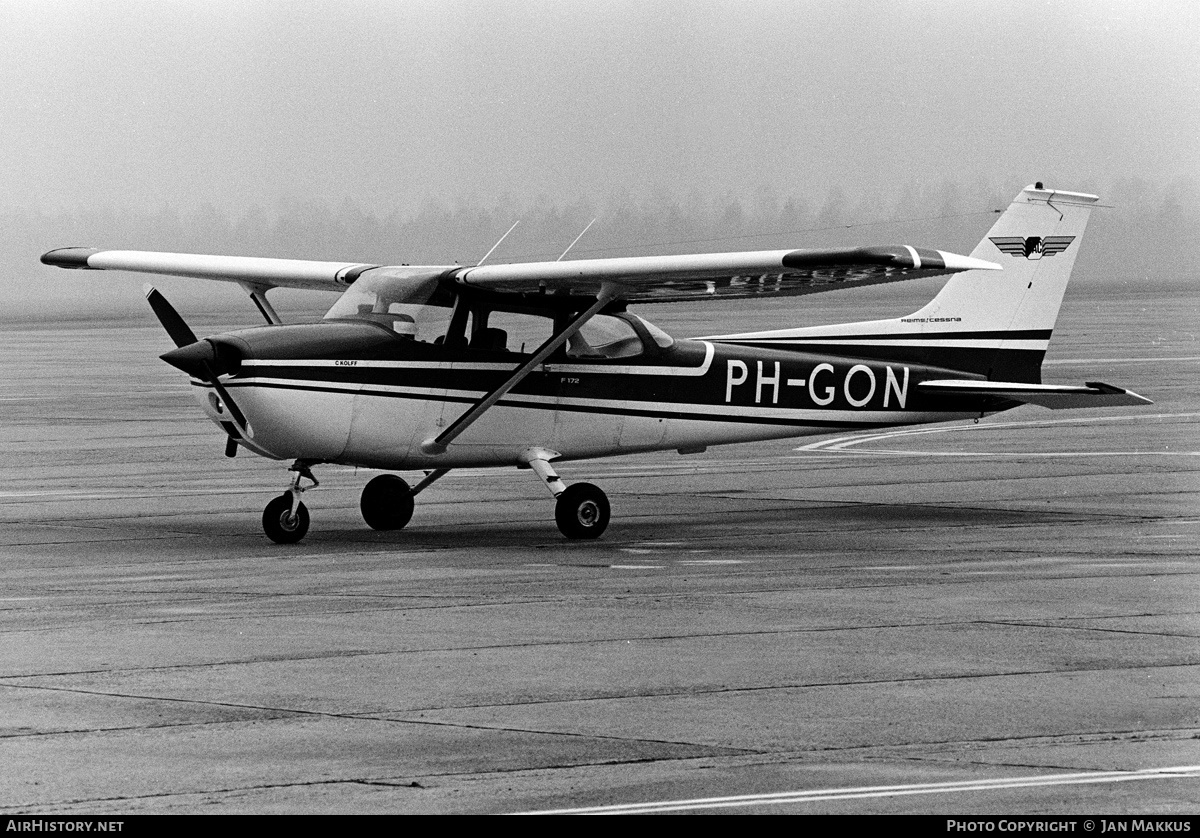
[909, 184, 1098, 339]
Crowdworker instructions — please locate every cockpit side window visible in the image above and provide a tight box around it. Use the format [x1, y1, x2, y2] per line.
[328, 275, 678, 360]
[474, 309, 555, 355]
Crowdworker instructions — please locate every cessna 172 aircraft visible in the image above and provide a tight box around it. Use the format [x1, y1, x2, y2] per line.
[42, 183, 1150, 543]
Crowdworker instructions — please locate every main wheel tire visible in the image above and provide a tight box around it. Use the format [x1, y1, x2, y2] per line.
[360, 474, 415, 531]
[554, 482, 610, 539]
[263, 494, 309, 544]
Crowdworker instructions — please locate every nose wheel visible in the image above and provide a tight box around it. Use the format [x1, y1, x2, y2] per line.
[262, 460, 318, 544]
[263, 494, 309, 544]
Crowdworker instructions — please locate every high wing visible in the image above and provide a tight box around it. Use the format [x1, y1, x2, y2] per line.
[40, 248, 382, 291]
[452, 246, 999, 302]
[43, 244, 999, 303]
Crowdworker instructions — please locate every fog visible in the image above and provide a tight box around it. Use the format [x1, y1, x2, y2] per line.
[3, 0, 1197, 316]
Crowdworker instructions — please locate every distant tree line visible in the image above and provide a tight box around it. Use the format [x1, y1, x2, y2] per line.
[6, 177, 1197, 291]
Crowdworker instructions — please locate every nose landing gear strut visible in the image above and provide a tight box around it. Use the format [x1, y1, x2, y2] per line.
[262, 460, 320, 544]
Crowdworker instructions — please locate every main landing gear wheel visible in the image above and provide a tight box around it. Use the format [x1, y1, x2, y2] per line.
[360, 475, 415, 531]
[263, 494, 309, 544]
[555, 482, 610, 539]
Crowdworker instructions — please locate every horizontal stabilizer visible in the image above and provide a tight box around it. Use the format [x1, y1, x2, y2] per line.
[919, 379, 1153, 410]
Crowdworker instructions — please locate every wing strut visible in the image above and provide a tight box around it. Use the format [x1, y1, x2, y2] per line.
[238, 282, 282, 325]
[420, 285, 619, 456]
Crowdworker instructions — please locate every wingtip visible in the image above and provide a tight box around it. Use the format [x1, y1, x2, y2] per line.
[939, 252, 1003, 272]
[41, 247, 101, 269]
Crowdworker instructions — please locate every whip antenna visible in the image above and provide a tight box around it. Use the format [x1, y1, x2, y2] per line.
[476, 220, 520, 266]
[556, 218, 597, 262]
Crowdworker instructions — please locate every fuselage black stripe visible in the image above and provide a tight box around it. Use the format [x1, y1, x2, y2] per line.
[204, 379, 961, 428]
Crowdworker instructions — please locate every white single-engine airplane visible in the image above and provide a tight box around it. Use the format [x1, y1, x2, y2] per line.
[42, 183, 1151, 543]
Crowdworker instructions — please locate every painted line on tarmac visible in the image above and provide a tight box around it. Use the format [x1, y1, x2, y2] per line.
[0, 486, 280, 500]
[831, 450, 1198, 457]
[518, 765, 1200, 814]
[1043, 356, 1200, 365]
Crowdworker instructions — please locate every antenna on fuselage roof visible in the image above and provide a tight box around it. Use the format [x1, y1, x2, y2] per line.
[556, 218, 597, 262]
[475, 220, 521, 267]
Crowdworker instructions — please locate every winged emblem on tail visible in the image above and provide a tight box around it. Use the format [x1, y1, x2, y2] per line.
[990, 235, 1075, 260]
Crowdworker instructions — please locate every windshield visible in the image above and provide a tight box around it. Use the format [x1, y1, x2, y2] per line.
[324, 267, 453, 341]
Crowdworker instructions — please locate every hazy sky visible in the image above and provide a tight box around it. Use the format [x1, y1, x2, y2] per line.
[4, 0, 1197, 216]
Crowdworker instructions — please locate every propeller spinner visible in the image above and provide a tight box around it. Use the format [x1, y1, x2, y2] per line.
[145, 285, 253, 443]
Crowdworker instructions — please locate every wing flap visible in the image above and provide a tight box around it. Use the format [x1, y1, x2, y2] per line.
[919, 379, 1153, 409]
[455, 246, 1000, 302]
[41, 248, 381, 291]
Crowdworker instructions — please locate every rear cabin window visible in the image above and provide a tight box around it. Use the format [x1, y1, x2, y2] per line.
[567, 315, 643, 359]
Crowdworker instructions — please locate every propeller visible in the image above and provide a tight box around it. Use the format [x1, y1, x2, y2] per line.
[145, 285, 197, 348]
[145, 285, 253, 442]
